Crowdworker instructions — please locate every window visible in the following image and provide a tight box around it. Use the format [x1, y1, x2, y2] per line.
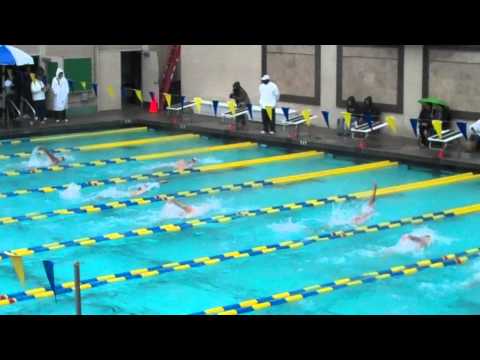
[337, 45, 404, 113]
[261, 45, 321, 105]
[423, 45, 480, 120]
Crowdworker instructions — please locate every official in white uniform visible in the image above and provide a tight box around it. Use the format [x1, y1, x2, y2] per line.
[259, 75, 280, 134]
[51, 68, 70, 123]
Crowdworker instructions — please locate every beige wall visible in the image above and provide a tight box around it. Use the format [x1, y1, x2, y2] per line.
[96, 49, 121, 111]
[181, 45, 262, 103]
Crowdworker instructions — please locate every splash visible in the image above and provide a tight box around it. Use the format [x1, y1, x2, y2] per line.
[379, 227, 439, 257]
[59, 183, 82, 200]
[199, 157, 222, 165]
[158, 198, 222, 220]
[269, 218, 306, 234]
[26, 147, 51, 168]
[328, 203, 362, 228]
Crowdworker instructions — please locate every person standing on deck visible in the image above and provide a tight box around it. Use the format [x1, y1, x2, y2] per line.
[51, 68, 70, 123]
[259, 75, 280, 135]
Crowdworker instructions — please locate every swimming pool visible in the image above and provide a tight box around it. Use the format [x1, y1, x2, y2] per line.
[1, 126, 480, 315]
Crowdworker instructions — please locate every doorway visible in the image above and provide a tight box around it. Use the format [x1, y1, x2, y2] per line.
[121, 51, 142, 106]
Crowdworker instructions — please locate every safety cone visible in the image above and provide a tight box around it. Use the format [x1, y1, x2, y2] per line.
[149, 96, 159, 113]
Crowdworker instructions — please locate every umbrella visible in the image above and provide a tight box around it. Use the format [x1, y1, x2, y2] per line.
[0, 45, 34, 66]
[418, 97, 448, 107]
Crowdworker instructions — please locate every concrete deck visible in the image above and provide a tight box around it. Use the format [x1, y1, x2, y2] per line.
[1, 108, 479, 172]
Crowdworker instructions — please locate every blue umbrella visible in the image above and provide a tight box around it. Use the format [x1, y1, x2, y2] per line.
[0, 45, 34, 66]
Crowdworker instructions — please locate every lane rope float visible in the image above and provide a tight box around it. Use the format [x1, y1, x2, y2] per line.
[0, 151, 323, 200]
[0, 142, 257, 178]
[0, 127, 149, 146]
[0, 134, 200, 160]
[1, 173, 477, 261]
[1, 202, 480, 308]
[194, 248, 479, 315]
[0, 161, 397, 226]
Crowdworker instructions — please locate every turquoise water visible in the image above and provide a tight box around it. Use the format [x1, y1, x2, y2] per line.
[1, 128, 480, 315]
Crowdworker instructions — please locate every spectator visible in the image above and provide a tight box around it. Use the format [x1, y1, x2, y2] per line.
[418, 103, 433, 147]
[3, 67, 17, 123]
[259, 74, 280, 135]
[361, 96, 380, 125]
[51, 68, 70, 123]
[30, 70, 48, 125]
[467, 119, 480, 152]
[229, 81, 251, 129]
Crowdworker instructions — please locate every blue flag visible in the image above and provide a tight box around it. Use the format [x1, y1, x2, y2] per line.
[121, 87, 128, 98]
[180, 96, 186, 110]
[247, 104, 253, 120]
[150, 92, 155, 102]
[42, 260, 56, 301]
[457, 122, 468, 140]
[321, 111, 330, 128]
[212, 100, 219, 117]
[410, 119, 419, 138]
[282, 107, 290, 121]
[92, 83, 98, 96]
[365, 113, 373, 130]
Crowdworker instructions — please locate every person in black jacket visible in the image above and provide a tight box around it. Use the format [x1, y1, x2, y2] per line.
[418, 103, 433, 147]
[361, 96, 380, 125]
[229, 81, 251, 129]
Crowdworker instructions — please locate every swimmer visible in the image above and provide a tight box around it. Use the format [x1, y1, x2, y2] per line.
[157, 194, 195, 216]
[129, 181, 167, 197]
[37, 147, 65, 165]
[401, 234, 433, 250]
[352, 183, 377, 225]
[176, 158, 198, 171]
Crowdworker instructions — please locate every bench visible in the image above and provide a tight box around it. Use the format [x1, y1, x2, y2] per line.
[428, 129, 464, 150]
[351, 120, 388, 139]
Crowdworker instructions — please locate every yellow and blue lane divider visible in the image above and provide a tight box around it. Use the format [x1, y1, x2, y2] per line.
[0, 142, 257, 178]
[0, 160, 395, 226]
[2, 202, 480, 307]
[0, 151, 322, 200]
[0, 127, 149, 146]
[0, 134, 200, 160]
[0, 173, 477, 261]
[195, 246, 480, 315]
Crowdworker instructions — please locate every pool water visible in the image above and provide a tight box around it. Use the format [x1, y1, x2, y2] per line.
[1, 127, 480, 315]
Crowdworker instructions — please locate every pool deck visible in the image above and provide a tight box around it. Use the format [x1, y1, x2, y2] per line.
[1, 108, 480, 172]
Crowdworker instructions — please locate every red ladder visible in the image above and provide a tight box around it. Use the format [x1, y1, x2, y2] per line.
[159, 45, 181, 111]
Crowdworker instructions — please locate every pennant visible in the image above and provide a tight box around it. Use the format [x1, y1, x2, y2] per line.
[365, 113, 373, 130]
[410, 119, 418, 138]
[432, 120, 443, 139]
[247, 104, 253, 120]
[30, 73, 36, 82]
[135, 89, 143, 103]
[282, 107, 290, 121]
[6, 252, 25, 286]
[457, 122, 468, 140]
[92, 83, 98, 96]
[386, 116, 397, 133]
[121, 87, 128, 98]
[163, 93, 172, 107]
[80, 81, 87, 90]
[193, 97, 203, 112]
[180, 96, 186, 110]
[321, 111, 330, 128]
[266, 106, 274, 122]
[107, 85, 115, 98]
[227, 100, 237, 115]
[42, 260, 56, 300]
[343, 112, 352, 129]
[302, 109, 312, 127]
[212, 100, 219, 117]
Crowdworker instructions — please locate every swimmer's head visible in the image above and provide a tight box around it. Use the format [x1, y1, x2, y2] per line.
[191, 158, 198, 164]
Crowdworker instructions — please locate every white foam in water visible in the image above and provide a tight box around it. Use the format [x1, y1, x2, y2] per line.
[328, 203, 363, 228]
[158, 198, 222, 220]
[24, 147, 71, 169]
[91, 182, 161, 201]
[378, 226, 440, 257]
[269, 218, 306, 234]
[199, 157, 222, 165]
[59, 183, 82, 200]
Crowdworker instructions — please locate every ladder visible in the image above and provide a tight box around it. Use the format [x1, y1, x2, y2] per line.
[159, 45, 181, 111]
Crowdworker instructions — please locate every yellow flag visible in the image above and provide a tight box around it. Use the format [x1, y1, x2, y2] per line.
[266, 106, 274, 122]
[343, 112, 352, 129]
[163, 93, 172, 107]
[227, 100, 237, 115]
[432, 120, 443, 139]
[386, 116, 397, 133]
[107, 85, 115, 98]
[135, 89, 143, 103]
[80, 81, 87, 90]
[30, 73, 36, 82]
[6, 252, 25, 286]
[193, 97, 203, 112]
[302, 109, 312, 127]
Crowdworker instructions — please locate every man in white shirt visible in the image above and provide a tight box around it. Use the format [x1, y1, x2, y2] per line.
[259, 75, 280, 135]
